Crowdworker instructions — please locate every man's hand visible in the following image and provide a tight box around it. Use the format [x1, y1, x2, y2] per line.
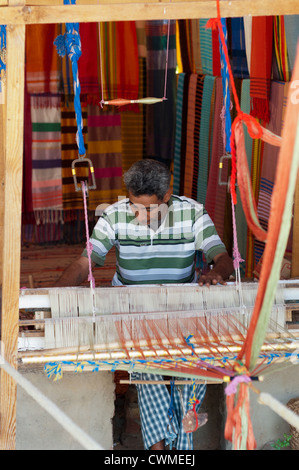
[197, 252, 234, 287]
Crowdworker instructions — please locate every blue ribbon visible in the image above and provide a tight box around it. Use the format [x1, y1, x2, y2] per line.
[53, 0, 85, 156]
[219, 18, 232, 154]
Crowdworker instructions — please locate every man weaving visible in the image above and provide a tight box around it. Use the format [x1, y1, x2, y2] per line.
[56, 159, 234, 450]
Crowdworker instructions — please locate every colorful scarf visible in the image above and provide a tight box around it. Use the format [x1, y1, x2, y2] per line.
[173, 73, 187, 195]
[273, 16, 290, 82]
[254, 81, 287, 265]
[87, 104, 123, 211]
[31, 95, 63, 222]
[121, 57, 147, 194]
[99, 21, 139, 103]
[249, 16, 273, 123]
[61, 97, 88, 212]
[197, 75, 216, 205]
[205, 77, 226, 239]
[78, 22, 100, 100]
[26, 24, 61, 96]
[199, 19, 213, 75]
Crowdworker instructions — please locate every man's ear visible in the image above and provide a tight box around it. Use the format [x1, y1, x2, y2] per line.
[163, 188, 172, 204]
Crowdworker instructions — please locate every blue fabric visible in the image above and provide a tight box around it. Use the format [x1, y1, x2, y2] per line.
[132, 372, 206, 450]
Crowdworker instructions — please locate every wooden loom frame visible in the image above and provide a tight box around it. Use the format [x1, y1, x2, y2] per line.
[0, 0, 299, 451]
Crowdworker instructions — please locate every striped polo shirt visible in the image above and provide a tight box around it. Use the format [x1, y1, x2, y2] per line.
[83, 195, 227, 285]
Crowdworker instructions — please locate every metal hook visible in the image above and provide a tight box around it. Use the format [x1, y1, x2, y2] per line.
[218, 153, 235, 192]
[71, 154, 96, 193]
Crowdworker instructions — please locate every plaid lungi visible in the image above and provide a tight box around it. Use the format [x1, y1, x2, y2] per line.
[132, 372, 207, 450]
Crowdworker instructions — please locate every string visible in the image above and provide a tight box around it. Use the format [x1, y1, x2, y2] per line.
[81, 182, 96, 292]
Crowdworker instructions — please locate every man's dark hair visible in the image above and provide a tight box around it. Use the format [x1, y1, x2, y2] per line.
[123, 159, 171, 200]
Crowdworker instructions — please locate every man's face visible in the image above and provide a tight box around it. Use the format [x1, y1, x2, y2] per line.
[128, 191, 170, 228]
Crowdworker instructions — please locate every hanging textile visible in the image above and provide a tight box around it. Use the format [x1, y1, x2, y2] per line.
[173, 73, 188, 195]
[30, 95, 63, 223]
[236, 79, 252, 276]
[183, 74, 204, 199]
[145, 20, 177, 163]
[183, 73, 199, 197]
[243, 16, 252, 75]
[249, 16, 273, 123]
[205, 77, 227, 239]
[121, 57, 147, 194]
[77, 22, 100, 100]
[254, 81, 290, 276]
[87, 104, 123, 211]
[273, 16, 290, 82]
[199, 19, 213, 75]
[191, 20, 203, 75]
[99, 21, 139, 104]
[25, 24, 61, 96]
[238, 47, 299, 371]
[197, 75, 216, 205]
[177, 20, 194, 73]
[61, 97, 88, 212]
[228, 18, 249, 79]
[284, 15, 299, 73]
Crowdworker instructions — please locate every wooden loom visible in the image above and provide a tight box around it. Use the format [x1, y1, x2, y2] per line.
[1, 0, 299, 451]
[18, 282, 299, 381]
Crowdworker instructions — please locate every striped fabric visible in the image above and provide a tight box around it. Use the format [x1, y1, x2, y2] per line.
[120, 57, 147, 194]
[255, 81, 287, 266]
[249, 16, 273, 123]
[199, 19, 213, 76]
[61, 98, 89, 212]
[99, 21, 139, 103]
[197, 75, 216, 205]
[26, 24, 61, 95]
[83, 194, 227, 285]
[173, 73, 186, 195]
[205, 77, 226, 240]
[183, 74, 204, 199]
[273, 16, 290, 82]
[236, 79, 252, 276]
[229, 18, 249, 79]
[87, 104, 123, 211]
[31, 95, 63, 217]
[145, 20, 177, 162]
[183, 74, 198, 197]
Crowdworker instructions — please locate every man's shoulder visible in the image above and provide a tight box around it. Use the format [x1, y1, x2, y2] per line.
[171, 194, 204, 211]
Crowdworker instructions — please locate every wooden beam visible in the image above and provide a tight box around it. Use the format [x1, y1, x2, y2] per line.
[0, 19, 25, 450]
[0, 88, 5, 285]
[0, 0, 299, 25]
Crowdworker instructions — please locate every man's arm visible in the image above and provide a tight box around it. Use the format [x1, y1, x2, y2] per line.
[198, 252, 234, 286]
[54, 256, 96, 287]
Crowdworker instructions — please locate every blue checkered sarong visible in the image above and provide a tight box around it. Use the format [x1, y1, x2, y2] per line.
[132, 372, 206, 450]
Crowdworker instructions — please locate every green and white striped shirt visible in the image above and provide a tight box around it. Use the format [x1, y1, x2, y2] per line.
[83, 195, 227, 285]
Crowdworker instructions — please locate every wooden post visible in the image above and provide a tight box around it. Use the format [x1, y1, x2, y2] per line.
[0, 6, 25, 449]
